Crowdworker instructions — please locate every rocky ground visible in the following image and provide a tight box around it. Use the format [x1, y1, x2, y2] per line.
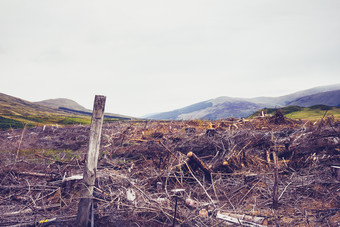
[0, 114, 339, 226]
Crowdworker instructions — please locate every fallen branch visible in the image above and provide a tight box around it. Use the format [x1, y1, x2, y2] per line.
[0, 185, 58, 190]
[3, 204, 60, 216]
[216, 211, 268, 226]
[159, 141, 179, 160]
[17, 171, 50, 177]
[5, 216, 76, 227]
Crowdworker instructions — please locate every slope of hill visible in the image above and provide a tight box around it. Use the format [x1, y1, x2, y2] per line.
[35, 98, 132, 120]
[0, 93, 131, 129]
[0, 93, 92, 128]
[248, 84, 340, 106]
[149, 97, 268, 120]
[0, 93, 67, 118]
[147, 100, 213, 120]
[286, 90, 340, 107]
[178, 99, 265, 120]
[147, 84, 340, 120]
[274, 84, 340, 105]
[35, 98, 89, 111]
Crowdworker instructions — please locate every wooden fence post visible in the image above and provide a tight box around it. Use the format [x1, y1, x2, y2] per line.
[76, 95, 106, 226]
[273, 149, 279, 209]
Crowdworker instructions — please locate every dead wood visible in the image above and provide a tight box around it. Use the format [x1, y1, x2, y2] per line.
[0, 118, 339, 226]
[3, 204, 60, 216]
[272, 149, 279, 209]
[17, 171, 50, 177]
[187, 151, 212, 175]
[216, 211, 268, 226]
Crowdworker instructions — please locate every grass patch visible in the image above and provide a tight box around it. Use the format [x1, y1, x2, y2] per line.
[0, 114, 92, 128]
[17, 115, 44, 123]
[0, 116, 34, 130]
[286, 107, 340, 120]
[57, 117, 91, 125]
[103, 118, 120, 123]
[249, 105, 340, 121]
[255, 106, 302, 116]
[42, 149, 80, 162]
[15, 149, 81, 162]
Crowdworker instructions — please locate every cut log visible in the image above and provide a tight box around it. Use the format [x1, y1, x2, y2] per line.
[187, 152, 212, 176]
[216, 211, 268, 226]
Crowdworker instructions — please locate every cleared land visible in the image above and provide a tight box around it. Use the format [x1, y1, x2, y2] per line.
[0, 114, 339, 226]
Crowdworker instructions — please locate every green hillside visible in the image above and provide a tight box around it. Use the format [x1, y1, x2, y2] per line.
[0, 93, 129, 129]
[0, 93, 92, 129]
[248, 105, 340, 120]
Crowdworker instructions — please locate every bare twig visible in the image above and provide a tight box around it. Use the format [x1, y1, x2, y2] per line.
[185, 161, 215, 205]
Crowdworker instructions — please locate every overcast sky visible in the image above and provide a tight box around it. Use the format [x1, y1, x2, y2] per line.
[1, 0, 340, 117]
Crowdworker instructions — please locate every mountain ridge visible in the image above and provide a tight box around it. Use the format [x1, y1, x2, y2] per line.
[35, 98, 89, 111]
[0, 93, 131, 128]
[34, 98, 131, 119]
[147, 84, 340, 120]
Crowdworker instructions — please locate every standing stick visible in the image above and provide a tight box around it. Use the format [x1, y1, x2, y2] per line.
[273, 149, 279, 209]
[76, 95, 106, 226]
[15, 124, 26, 162]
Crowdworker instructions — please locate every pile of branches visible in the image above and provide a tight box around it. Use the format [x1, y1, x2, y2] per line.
[0, 116, 339, 226]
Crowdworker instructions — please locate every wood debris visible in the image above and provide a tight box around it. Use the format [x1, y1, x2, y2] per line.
[0, 117, 339, 226]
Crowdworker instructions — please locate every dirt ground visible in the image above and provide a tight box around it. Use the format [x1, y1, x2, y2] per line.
[0, 115, 339, 226]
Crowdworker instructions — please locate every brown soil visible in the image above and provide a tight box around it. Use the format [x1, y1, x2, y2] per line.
[0, 116, 339, 226]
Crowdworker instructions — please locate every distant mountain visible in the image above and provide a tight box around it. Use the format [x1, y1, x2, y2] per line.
[35, 98, 131, 120]
[150, 98, 266, 120]
[35, 98, 88, 111]
[147, 84, 340, 120]
[286, 90, 340, 107]
[148, 100, 213, 120]
[255, 84, 340, 106]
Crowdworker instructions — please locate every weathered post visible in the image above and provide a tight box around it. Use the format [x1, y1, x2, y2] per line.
[76, 95, 106, 226]
[272, 149, 279, 209]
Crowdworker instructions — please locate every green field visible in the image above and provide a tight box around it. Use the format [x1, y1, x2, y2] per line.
[0, 93, 124, 129]
[249, 105, 340, 121]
